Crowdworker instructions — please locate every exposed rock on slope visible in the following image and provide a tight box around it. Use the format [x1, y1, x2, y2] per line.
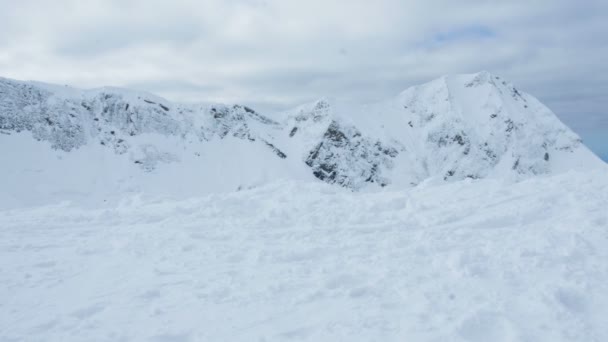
[305, 121, 398, 188]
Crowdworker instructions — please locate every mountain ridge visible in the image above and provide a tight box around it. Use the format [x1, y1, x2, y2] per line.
[0, 72, 604, 206]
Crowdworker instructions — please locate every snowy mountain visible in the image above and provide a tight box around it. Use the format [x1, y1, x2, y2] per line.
[0, 72, 603, 206]
[2, 73, 608, 341]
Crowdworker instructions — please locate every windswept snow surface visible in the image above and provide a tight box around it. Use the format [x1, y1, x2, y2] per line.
[2, 170, 608, 341]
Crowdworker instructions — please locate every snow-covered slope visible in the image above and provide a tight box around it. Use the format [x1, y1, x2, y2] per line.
[0, 72, 603, 206]
[0, 77, 313, 207]
[334, 71, 602, 186]
[1, 170, 607, 341]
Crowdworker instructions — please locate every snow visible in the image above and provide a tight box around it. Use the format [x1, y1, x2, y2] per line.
[0, 132, 313, 209]
[1, 170, 608, 341]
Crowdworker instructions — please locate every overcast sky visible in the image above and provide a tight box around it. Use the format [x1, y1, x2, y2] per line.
[0, 0, 606, 159]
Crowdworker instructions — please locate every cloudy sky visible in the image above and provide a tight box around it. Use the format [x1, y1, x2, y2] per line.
[1, 0, 606, 159]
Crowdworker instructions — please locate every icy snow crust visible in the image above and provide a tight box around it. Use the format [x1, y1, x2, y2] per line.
[1, 171, 608, 341]
[0, 72, 603, 207]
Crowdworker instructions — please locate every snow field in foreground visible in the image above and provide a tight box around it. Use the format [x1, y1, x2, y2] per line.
[1, 170, 608, 341]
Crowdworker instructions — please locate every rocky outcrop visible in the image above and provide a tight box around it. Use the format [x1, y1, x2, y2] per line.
[305, 121, 398, 188]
